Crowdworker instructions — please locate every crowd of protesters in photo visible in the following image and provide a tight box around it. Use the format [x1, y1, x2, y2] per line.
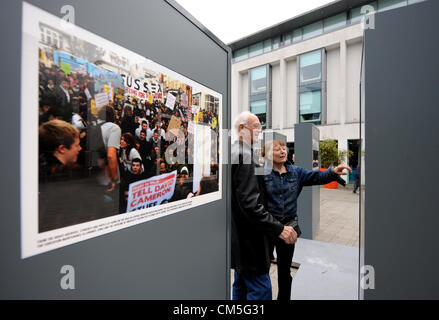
[38, 61, 219, 225]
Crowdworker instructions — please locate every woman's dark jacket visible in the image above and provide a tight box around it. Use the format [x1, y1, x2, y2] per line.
[258, 161, 346, 235]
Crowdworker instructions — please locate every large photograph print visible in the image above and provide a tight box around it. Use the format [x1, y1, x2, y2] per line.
[21, 2, 222, 258]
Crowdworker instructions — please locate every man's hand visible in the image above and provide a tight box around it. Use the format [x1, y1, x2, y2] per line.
[333, 164, 352, 175]
[107, 182, 116, 192]
[279, 226, 298, 244]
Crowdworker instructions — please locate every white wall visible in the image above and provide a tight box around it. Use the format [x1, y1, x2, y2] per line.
[271, 64, 281, 128]
[240, 71, 249, 115]
[326, 47, 341, 125]
[286, 59, 297, 128]
[338, 139, 349, 183]
[346, 41, 362, 123]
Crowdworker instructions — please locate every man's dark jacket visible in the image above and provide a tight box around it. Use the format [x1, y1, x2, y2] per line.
[53, 86, 72, 122]
[231, 141, 284, 275]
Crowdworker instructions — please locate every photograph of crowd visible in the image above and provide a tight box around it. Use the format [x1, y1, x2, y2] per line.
[37, 21, 221, 233]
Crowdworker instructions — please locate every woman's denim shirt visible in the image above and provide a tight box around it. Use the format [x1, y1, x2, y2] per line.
[264, 161, 339, 219]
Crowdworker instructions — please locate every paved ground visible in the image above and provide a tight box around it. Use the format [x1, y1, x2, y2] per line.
[231, 185, 360, 299]
[290, 238, 358, 300]
[314, 186, 360, 247]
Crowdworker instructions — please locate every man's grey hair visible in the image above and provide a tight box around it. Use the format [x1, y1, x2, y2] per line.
[234, 111, 254, 132]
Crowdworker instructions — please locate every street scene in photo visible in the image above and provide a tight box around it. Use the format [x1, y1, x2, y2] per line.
[21, 3, 221, 258]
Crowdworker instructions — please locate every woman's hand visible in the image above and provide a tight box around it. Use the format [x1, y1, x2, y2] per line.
[333, 164, 352, 175]
[279, 226, 298, 244]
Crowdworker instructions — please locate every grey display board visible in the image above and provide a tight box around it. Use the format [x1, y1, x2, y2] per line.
[363, 0, 439, 299]
[295, 123, 320, 239]
[0, 0, 231, 299]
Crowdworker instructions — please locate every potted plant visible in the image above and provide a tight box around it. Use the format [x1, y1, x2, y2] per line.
[319, 139, 353, 189]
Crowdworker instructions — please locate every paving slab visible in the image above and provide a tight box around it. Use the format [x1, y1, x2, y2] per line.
[290, 238, 359, 300]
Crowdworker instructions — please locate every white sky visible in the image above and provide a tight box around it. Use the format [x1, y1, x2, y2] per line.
[175, 0, 335, 44]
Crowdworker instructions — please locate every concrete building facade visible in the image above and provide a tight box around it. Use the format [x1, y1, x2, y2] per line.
[230, 0, 426, 182]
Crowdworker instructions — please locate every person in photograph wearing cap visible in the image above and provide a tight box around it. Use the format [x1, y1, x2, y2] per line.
[170, 166, 193, 202]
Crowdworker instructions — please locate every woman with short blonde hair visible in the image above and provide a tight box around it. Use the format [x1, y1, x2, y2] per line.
[259, 139, 351, 300]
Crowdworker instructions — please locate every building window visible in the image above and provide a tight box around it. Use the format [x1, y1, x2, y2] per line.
[293, 29, 302, 43]
[53, 32, 59, 48]
[249, 65, 271, 129]
[272, 36, 280, 50]
[234, 47, 248, 62]
[250, 100, 267, 114]
[250, 65, 267, 94]
[263, 39, 272, 53]
[302, 20, 323, 40]
[204, 94, 219, 114]
[300, 50, 322, 84]
[250, 100, 267, 126]
[350, 2, 377, 24]
[46, 29, 52, 45]
[378, 0, 407, 12]
[298, 49, 325, 125]
[299, 89, 322, 123]
[40, 26, 45, 43]
[232, 0, 421, 64]
[323, 13, 347, 32]
[249, 42, 263, 57]
[282, 33, 292, 46]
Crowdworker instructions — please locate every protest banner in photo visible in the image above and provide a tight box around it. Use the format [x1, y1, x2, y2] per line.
[186, 106, 192, 119]
[92, 69, 124, 94]
[165, 92, 176, 110]
[180, 93, 188, 107]
[193, 124, 212, 194]
[127, 171, 177, 212]
[167, 115, 182, 137]
[53, 51, 88, 75]
[84, 87, 92, 100]
[121, 74, 164, 101]
[188, 121, 194, 135]
[95, 92, 109, 108]
[21, 2, 222, 259]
